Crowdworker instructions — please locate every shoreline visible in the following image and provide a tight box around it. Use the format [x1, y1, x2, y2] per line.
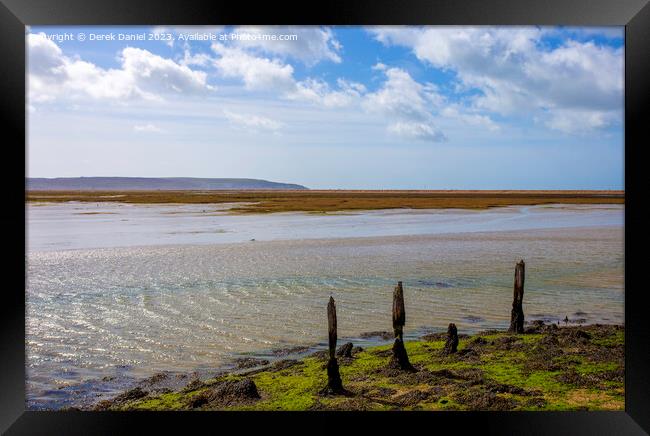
[26, 190, 625, 214]
[80, 321, 624, 411]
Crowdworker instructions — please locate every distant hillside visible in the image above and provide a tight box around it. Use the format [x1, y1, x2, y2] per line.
[26, 177, 308, 191]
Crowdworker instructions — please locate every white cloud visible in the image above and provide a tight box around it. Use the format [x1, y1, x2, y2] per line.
[28, 32, 214, 104]
[544, 108, 618, 134]
[210, 42, 364, 109]
[289, 78, 365, 108]
[211, 43, 295, 91]
[363, 67, 446, 142]
[223, 110, 283, 131]
[387, 121, 446, 142]
[364, 67, 443, 121]
[369, 26, 623, 134]
[180, 49, 213, 67]
[231, 26, 342, 66]
[134, 123, 165, 133]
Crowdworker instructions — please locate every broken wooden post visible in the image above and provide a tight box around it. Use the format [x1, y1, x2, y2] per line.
[508, 260, 525, 333]
[326, 296, 344, 393]
[393, 281, 405, 340]
[389, 281, 415, 371]
[442, 323, 459, 355]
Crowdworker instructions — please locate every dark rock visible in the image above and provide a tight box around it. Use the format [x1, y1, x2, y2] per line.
[94, 386, 148, 410]
[140, 372, 169, 386]
[336, 342, 354, 358]
[233, 357, 270, 370]
[271, 345, 311, 356]
[113, 387, 148, 403]
[421, 332, 447, 342]
[310, 350, 329, 360]
[181, 378, 205, 393]
[188, 378, 260, 409]
[214, 378, 260, 399]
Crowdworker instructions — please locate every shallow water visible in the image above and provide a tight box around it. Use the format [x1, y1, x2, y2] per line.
[26, 203, 624, 409]
[27, 202, 622, 251]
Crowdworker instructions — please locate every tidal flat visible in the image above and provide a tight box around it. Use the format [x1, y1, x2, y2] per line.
[25, 201, 624, 410]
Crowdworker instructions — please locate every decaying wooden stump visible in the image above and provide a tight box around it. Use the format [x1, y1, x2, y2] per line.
[508, 260, 526, 333]
[326, 296, 344, 393]
[389, 282, 415, 371]
[442, 323, 459, 355]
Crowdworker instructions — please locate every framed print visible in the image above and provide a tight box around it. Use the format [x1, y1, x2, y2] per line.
[1, 0, 649, 434]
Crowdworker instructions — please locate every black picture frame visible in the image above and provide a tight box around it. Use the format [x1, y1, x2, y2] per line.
[2, 0, 648, 434]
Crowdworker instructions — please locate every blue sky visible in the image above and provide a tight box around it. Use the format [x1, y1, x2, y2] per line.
[27, 26, 624, 189]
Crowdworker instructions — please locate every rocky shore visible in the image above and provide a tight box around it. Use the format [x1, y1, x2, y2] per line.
[88, 321, 624, 411]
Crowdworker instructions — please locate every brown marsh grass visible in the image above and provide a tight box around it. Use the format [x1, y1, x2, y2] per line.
[26, 190, 624, 214]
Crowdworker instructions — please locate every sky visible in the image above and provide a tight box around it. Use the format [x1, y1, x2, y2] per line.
[27, 26, 624, 189]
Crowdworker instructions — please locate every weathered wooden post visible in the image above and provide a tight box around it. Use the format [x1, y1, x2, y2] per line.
[442, 323, 458, 355]
[326, 296, 344, 393]
[389, 281, 415, 371]
[508, 260, 525, 333]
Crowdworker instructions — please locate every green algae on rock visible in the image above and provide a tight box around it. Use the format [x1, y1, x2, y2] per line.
[97, 323, 624, 411]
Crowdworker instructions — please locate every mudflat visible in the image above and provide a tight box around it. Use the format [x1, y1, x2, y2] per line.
[26, 190, 625, 213]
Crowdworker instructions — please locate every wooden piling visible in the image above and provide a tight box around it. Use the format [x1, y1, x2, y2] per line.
[442, 323, 459, 355]
[508, 260, 526, 333]
[392, 281, 406, 340]
[389, 281, 415, 371]
[326, 296, 343, 393]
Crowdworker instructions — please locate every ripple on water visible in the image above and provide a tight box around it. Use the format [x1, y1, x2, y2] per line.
[26, 214, 624, 409]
